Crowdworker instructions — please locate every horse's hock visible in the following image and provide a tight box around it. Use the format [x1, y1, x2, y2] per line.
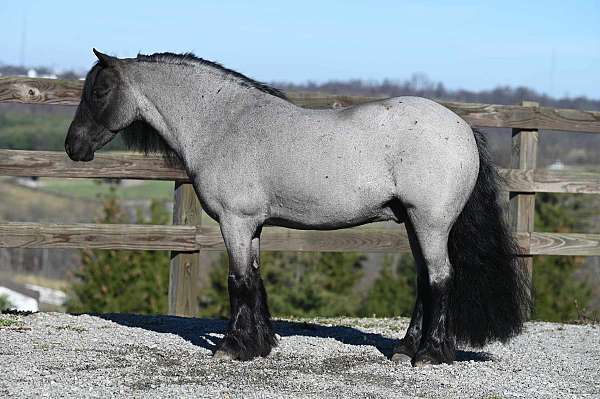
[1, 76, 600, 316]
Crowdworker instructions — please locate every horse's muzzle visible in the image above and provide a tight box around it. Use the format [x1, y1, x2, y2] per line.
[65, 138, 94, 162]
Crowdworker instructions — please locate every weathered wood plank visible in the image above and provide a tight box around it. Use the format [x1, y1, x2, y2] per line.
[0, 149, 188, 181]
[169, 182, 204, 317]
[528, 232, 600, 256]
[533, 169, 600, 194]
[194, 225, 412, 253]
[0, 77, 82, 105]
[500, 169, 600, 194]
[498, 169, 534, 192]
[0, 222, 408, 253]
[2, 149, 600, 194]
[1, 222, 597, 256]
[2, 77, 600, 133]
[260, 227, 411, 253]
[509, 127, 538, 234]
[509, 102, 539, 278]
[0, 222, 199, 251]
[439, 101, 600, 134]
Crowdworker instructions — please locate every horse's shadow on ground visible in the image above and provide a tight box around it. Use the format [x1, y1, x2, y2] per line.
[97, 313, 494, 362]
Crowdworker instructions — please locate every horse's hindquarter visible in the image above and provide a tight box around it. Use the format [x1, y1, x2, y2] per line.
[262, 96, 479, 229]
[359, 97, 479, 210]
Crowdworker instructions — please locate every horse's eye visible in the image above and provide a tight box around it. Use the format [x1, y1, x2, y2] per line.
[93, 88, 109, 98]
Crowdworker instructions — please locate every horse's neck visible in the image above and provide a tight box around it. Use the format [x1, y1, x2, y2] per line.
[134, 64, 280, 160]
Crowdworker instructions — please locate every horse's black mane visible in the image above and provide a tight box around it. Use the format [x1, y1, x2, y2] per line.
[120, 121, 182, 166]
[135, 52, 288, 100]
[115, 52, 287, 165]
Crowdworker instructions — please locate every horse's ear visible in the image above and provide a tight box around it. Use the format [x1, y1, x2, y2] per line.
[93, 48, 118, 67]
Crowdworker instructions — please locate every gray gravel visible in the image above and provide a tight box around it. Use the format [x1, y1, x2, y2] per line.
[0, 312, 598, 398]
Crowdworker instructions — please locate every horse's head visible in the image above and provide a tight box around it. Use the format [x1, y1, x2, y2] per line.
[65, 49, 138, 161]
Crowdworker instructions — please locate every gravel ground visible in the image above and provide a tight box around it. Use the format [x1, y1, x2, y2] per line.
[0, 312, 598, 398]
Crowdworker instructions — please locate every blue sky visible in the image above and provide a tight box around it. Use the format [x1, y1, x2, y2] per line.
[1, 0, 599, 98]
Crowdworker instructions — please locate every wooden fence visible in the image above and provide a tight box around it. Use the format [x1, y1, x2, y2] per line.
[1, 77, 600, 316]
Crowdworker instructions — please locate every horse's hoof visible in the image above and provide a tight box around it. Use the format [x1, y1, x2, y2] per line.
[413, 350, 455, 367]
[213, 349, 237, 360]
[391, 352, 412, 364]
[392, 338, 417, 364]
[412, 356, 440, 367]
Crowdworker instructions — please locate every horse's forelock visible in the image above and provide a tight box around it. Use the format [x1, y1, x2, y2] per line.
[82, 63, 102, 103]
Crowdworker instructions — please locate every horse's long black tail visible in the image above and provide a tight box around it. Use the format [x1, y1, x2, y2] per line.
[448, 129, 532, 347]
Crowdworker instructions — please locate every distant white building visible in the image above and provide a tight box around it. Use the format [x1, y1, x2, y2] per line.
[548, 160, 565, 171]
[0, 283, 39, 312]
[27, 69, 57, 79]
[0, 281, 67, 312]
[25, 284, 67, 306]
[15, 177, 40, 188]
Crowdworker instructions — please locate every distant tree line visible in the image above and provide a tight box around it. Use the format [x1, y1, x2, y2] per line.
[275, 73, 600, 111]
[0, 64, 81, 80]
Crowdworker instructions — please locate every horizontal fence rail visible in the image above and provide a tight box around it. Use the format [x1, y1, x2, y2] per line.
[2, 77, 600, 133]
[2, 149, 600, 194]
[1, 222, 599, 256]
[0, 149, 189, 181]
[0, 76, 599, 258]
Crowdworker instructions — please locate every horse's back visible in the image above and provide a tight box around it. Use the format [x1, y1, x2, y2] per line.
[256, 96, 479, 228]
[337, 96, 470, 139]
[289, 95, 479, 197]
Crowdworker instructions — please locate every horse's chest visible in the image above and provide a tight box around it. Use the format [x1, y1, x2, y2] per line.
[189, 166, 267, 221]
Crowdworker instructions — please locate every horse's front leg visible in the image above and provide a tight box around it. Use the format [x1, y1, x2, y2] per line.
[213, 215, 276, 360]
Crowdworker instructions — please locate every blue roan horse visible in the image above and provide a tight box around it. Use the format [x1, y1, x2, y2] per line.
[65, 49, 531, 366]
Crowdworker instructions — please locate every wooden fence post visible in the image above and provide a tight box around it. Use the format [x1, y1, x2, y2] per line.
[168, 182, 205, 317]
[509, 101, 539, 278]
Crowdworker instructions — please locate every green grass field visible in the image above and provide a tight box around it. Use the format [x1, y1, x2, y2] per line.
[39, 178, 174, 200]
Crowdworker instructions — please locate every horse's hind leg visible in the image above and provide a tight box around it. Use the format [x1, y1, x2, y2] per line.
[404, 209, 456, 366]
[391, 221, 427, 363]
[213, 215, 276, 360]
